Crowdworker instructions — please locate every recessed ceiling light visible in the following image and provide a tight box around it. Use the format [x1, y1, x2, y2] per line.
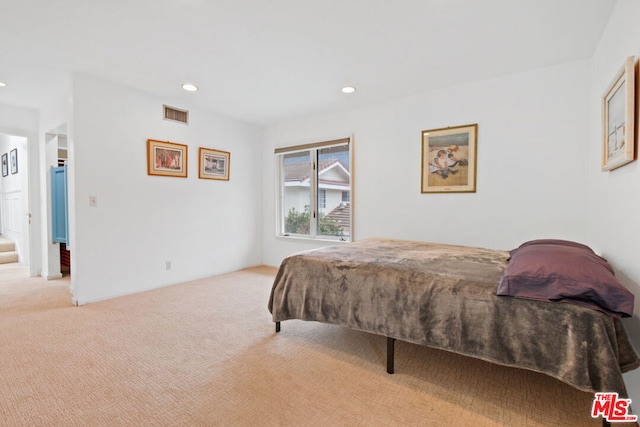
[181, 83, 198, 92]
[341, 86, 356, 94]
[0, 82, 6, 87]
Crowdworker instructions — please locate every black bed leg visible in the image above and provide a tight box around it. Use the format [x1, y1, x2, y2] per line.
[275, 321, 281, 333]
[387, 337, 395, 374]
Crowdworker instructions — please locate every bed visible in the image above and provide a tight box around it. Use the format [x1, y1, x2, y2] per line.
[268, 238, 639, 398]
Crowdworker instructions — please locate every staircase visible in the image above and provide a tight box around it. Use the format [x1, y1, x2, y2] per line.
[0, 237, 19, 264]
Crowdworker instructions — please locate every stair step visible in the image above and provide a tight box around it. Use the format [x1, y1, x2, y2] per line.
[0, 251, 18, 264]
[0, 236, 15, 253]
[0, 237, 16, 252]
[0, 241, 15, 252]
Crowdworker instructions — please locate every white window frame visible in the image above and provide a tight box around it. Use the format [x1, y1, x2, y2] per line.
[275, 137, 353, 242]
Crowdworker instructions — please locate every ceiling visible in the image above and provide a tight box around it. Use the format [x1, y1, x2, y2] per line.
[0, 0, 617, 127]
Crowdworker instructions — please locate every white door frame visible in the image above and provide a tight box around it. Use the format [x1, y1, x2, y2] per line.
[0, 127, 40, 277]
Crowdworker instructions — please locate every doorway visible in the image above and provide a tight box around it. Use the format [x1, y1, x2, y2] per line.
[44, 131, 70, 280]
[0, 132, 31, 273]
[52, 160, 70, 277]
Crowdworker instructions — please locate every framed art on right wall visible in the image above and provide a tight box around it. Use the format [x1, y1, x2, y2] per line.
[602, 56, 636, 171]
[421, 123, 477, 193]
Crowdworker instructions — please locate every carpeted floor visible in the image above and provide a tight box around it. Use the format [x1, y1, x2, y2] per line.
[0, 263, 630, 426]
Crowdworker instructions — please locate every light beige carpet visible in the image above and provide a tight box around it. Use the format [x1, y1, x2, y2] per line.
[0, 263, 632, 426]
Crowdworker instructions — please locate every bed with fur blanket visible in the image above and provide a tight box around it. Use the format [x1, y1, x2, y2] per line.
[268, 238, 639, 397]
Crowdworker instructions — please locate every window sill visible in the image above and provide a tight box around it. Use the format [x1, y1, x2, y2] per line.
[276, 234, 351, 244]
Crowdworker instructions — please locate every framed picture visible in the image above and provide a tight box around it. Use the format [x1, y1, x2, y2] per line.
[147, 139, 188, 178]
[421, 123, 477, 193]
[602, 56, 636, 171]
[1, 153, 7, 177]
[10, 148, 17, 174]
[198, 147, 230, 180]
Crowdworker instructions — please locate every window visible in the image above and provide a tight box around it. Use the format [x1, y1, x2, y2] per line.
[318, 190, 326, 209]
[276, 137, 352, 241]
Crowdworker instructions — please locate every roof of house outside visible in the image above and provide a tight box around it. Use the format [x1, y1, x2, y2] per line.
[325, 202, 350, 237]
[284, 159, 349, 185]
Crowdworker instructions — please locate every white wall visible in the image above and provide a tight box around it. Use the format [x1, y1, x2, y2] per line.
[263, 60, 590, 266]
[71, 73, 262, 304]
[0, 104, 38, 133]
[588, 0, 640, 405]
[39, 83, 72, 280]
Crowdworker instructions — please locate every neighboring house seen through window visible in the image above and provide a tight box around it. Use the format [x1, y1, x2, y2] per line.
[276, 137, 352, 241]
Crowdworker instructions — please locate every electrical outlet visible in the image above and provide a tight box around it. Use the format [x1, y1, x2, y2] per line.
[165, 261, 171, 270]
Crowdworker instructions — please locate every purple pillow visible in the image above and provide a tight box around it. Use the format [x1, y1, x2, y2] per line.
[497, 240, 634, 317]
[514, 239, 596, 253]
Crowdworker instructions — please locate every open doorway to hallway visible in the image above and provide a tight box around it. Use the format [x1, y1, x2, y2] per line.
[0, 133, 30, 272]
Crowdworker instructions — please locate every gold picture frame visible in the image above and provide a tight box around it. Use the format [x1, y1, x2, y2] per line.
[602, 56, 636, 171]
[147, 139, 188, 178]
[421, 124, 477, 193]
[198, 147, 230, 181]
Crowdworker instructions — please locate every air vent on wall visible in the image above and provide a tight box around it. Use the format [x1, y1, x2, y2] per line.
[163, 104, 189, 124]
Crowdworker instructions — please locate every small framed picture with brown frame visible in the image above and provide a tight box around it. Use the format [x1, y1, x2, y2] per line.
[147, 139, 188, 178]
[602, 56, 636, 171]
[199, 147, 230, 181]
[421, 123, 477, 193]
